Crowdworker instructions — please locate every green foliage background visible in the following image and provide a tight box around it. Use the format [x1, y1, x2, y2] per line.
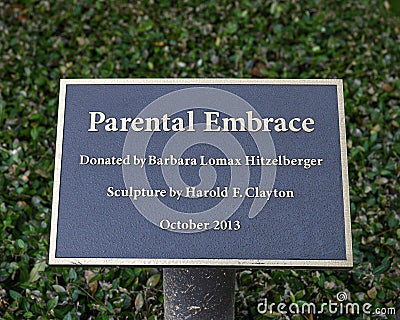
[0, 1, 399, 319]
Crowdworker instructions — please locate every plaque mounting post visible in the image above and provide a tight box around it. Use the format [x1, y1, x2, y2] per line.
[163, 267, 236, 319]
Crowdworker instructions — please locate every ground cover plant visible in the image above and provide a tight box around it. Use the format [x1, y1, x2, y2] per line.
[0, 0, 399, 319]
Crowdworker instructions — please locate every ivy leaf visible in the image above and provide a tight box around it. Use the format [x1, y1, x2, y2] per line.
[146, 274, 161, 288]
[373, 257, 391, 275]
[29, 261, 47, 283]
[52, 284, 66, 293]
[9, 290, 23, 301]
[47, 298, 58, 311]
[135, 292, 144, 310]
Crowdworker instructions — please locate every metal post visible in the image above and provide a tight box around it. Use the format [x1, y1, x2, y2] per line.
[163, 268, 236, 319]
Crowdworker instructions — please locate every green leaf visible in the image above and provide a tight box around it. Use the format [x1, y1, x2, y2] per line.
[30, 127, 39, 140]
[133, 268, 143, 276]
[16, 239, 25, 249]
[105, 301, 114, 313]
[380, 169, 392, 176]
[47, 298, 58, 311]
[388, 213, 399, 228]
[52, 284, 66, 293]
[68, 268, 77, 281]
[318, 273, 325, 287]
[63, 312, 73, 320]
[373, 257, 391, 275]
[9, 289, 23, 301]
[146, 273, 161, 288]
[29, 261, 47, 282]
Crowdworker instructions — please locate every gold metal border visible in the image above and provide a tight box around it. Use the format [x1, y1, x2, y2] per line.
[49, 78, 352, 268]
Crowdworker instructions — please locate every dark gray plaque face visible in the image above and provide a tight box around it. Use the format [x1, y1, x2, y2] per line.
[49, 79, 352, 267]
